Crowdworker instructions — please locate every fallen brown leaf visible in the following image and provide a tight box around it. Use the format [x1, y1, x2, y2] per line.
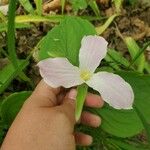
[43, 0, 61, 12]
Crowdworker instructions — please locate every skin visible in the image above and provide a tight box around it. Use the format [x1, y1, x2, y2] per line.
[1, 80, 104, 150]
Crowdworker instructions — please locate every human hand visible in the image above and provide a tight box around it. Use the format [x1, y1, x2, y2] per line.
[1, 80, 104, 150]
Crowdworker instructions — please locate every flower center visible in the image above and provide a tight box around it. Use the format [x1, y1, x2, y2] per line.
[80, 70, 92, 81]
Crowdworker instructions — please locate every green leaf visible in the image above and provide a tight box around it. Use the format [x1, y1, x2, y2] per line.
[0, 59, 29, 94]
[19, 0, 35, 14]
[0, 22, 32, 32]
[88, 0, 100, 17]
[96, 14, 118, 35]
[34, 0, 42, 16]
[105, 48, 130, 70]
[92, 105, 143, 138]
[108, 138, 150, 150]
[38, 16, 96, 66]
[15, 15, 63, 23]
[69, 0, 88, 11]
[124, 37, 145, 72]
[1, 91, 31, 126]
[76, 84, 88, 121]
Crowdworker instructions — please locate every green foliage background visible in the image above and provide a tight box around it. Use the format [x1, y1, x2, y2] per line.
[0, 0, 150, 149]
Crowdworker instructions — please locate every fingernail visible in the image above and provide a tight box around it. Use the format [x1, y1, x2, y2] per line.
[86, 135, 93, 145]
[68, 89, 77, 100]
[93, 116, 101, 127]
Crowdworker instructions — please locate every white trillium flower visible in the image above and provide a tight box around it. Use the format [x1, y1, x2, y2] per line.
[38, 35, 134, 109]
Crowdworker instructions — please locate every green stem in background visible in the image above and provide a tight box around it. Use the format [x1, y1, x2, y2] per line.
[75, 84, 88, 121]
[35, 0, 42, 16]
[95, 14, 118, 35]
[88, 0, 100, 17]
[7, 0, 18, 67]
[113, 0, 123, 13]
[61, 0, 65, 14]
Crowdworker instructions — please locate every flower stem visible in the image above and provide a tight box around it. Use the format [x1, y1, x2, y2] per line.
[75, 84, 88, 121]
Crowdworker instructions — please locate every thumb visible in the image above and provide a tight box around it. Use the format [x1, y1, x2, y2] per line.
[59, 89, 77, 124]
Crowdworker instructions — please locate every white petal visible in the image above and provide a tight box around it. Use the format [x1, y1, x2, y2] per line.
[37, 58, 83, 88]
[79, 35, 108, 73]
[0, 5, 8, 15]
[87, 72, 134, 109]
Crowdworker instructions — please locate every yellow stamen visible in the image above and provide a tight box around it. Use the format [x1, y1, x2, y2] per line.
[80, 70, 92, 81]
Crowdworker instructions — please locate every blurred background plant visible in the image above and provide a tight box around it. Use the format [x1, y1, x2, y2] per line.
[0, 0, 150, 149]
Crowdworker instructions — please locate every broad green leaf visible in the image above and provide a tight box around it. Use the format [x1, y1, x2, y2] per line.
[38, 16, 96, 66]
[92, 105, 143, 138]
[0, 91, 31, 126]
[0, 59, 29, 94]
[19, 0, 35, 14]
[108, 138, 150, 150]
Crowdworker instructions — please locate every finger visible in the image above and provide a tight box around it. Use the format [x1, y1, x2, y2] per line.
[74, 132, 93, 146]
[85, 93, 104, 108]
[27, 80, 61, 107]
[58, 89, 77, 124]
[81, 111, 101, 128]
